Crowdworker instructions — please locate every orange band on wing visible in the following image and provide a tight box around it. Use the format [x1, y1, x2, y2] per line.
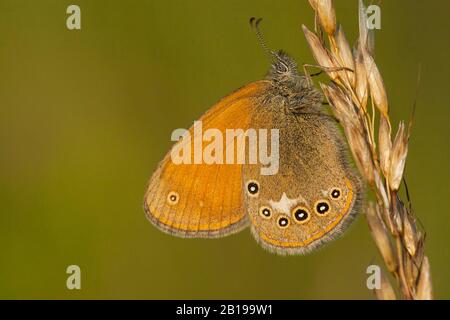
[258, 178, 354, 248]
[155, 214, 243, 231]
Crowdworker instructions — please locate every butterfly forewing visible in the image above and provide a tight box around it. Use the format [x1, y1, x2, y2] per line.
[144, 81, 271, 238]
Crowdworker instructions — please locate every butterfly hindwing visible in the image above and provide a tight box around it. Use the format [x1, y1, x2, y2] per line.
[242, 102, 363, 255]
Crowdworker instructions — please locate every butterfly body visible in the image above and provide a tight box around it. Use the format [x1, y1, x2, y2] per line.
[144, 50, 363, 255]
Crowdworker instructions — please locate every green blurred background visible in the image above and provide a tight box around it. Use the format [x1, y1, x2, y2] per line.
[0, 0, 448, 299]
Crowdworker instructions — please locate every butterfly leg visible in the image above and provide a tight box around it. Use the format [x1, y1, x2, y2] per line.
[302, 63, 354, 87]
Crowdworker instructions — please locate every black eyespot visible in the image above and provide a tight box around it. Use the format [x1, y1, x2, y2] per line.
[247, 181, 259, 195]
[259, 206, 272, 219]
[293, 208, 309, 223]
[167, 191, 179, 205]
[331, 188, 341, 199]
[316, 201, 330, 215]
[277, 216, 290, 228]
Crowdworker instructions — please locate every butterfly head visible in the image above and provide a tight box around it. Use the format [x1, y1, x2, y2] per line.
[249, 18, 307, 87]
[267, 50, 300, 83]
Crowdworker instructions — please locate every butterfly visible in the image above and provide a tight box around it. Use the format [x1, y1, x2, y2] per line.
[143, 18, 363, 255]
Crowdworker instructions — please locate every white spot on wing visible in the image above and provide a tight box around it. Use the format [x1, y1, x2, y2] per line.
[269, 193, 297, 214]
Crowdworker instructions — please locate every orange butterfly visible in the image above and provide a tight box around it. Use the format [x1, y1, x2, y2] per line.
[144, 18, 362, 255]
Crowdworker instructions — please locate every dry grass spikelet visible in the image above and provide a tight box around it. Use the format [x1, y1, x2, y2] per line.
[303, 0, 433, 299]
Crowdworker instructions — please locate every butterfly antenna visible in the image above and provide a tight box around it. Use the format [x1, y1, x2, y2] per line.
[249, 17, 275, 59]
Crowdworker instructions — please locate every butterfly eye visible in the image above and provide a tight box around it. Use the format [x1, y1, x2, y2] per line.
[246, 180, 260, 196]
[259, 206, 272, 219]
[315, 200, 330, 215]
[292, 206, 310, 224]
[330, 188, 342, 200]
[276, 61, 289, 73]
[277, 216, 290, 228]
[167, 191, 179, 205]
